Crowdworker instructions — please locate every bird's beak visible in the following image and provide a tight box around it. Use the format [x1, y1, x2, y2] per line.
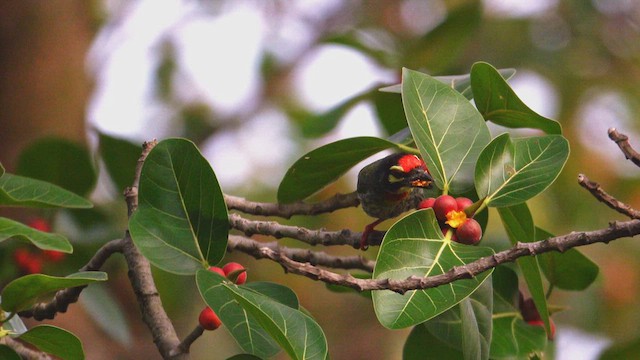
[406, 169, 433, 189]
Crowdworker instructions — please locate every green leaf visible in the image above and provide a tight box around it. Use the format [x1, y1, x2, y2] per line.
[98, 132, 142, 192]
[372, 90, 408, 136]
[475, 133, 569, 207]
[197, 270, 328, 360]
[402, 68, 491, 194]
[372, 210, 494, 329]
[381, 68, 516, 100]
[277, 137, 400, 203]
[403, 324, 463, 360]
[245, 282, 299, 309]
[300, 90, 369, 138]
[16, 138, 96, 196]
[490, 266, 548, 358]
[471, 62, 562, 135]
[536, 227, 599, 291]
[424, 279, 493, 360]
[0, 345, 21, 360]
[0, 217, 72, 252]
[1, 272, 107, 313]
[18, 325, 84, 360]
[129, 138, 229, 275]
[0, 173, 93, 209]
[599, 337, 640, 360]
[497, 204, 550, 335]
[226, 355, 264, 360]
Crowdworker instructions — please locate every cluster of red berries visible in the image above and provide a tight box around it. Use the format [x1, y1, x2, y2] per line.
[198, 262, 247, 331]
[519, 293, 556, 340]
[13, 218, 66, 274]
[418, 195, 482, 245]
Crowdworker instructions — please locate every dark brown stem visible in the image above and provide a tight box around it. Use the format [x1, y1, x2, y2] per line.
[258, 219, 640, 294]
[228, 235, 375, 272]
[229, 213, 383, 248]
[0, 336, 51, 359]
[608, 128, 640, 167]
[18, 238, 124, 320]
[174, 325, 205, 356]
[578, 174, 640, 219]
[224, 192, 360, 219]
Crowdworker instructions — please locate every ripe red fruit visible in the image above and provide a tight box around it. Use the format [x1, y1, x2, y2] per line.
[208, 266, 226, 277]
[28, 218, 51, 232]
[222, 262, 247, 284]
[198, 307, 222, 330]
[417, 197, 436, 210]
[13, 248, 43, 274]
[433, 195, 458, 222]
[43, 250, 66, 262]
[455, 197, 473, 212]
[455, 218, 482, 245]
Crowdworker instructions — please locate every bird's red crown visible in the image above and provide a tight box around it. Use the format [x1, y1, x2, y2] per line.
[397, 154, 427, 173]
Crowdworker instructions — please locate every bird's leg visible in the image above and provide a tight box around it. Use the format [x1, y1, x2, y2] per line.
[360, 218, 384, 250]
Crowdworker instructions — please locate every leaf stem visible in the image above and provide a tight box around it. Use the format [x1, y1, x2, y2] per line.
[396, 144, 421, 155]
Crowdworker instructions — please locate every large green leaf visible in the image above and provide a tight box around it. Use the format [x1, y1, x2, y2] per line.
[372, 90, 408, 136]
[98, 132, 142, 192]
[0, 217, 72, 252]
[197, 270, 328, 360]
[300, 90, 370, 138]
[402, 68, 491, 194]
[277, 137, 400, 203]
[536, 227, 599, 291]
[18, 325, 84, 360]
[129, 138, 228, 275]
[424, 279, 493, 360]
[490, 266, 548, 358]
[475, 133, 569, 207]
[471, 62, 562, 135]
[497, 204, 550, 334]
[16, 137, 96, 196]
[0, 173, 93, 209]
[403, 324, 463, 360]
[372, 210, 494, 329]
[1, 272, 107, 313]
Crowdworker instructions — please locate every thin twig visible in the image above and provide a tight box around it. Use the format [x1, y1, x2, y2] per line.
[227, 235, 375, 272]
[174, 325, 205, 356]
[258, 219, 640, 294]
[578, 174, 640, 219]
[608, 128, 640, 167]
[228, 213, 384, 248]
[0, 336, 52, 359]
[18, 238, 125, 320]
[224, 192, 360, 219]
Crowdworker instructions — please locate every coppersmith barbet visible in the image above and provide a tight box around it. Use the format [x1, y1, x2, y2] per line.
[357, 153, 433, 249]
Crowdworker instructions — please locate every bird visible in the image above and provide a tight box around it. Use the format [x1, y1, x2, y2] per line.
[356, 153, 433, 249]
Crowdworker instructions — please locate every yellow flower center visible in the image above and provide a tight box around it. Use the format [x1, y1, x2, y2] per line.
[445, 210, 467, 228]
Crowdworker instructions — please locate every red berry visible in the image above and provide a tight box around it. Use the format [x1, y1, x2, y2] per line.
[223, 262, 247, 284]
[198, 307, 222, 330]
[13, 248, 31, 266]
[417, 197, 436, 210]
[43, 250, 66, 263]
[455, 197, 473, 212]
[208, 266, 226, 277]
[24, 259, 42, 274]
[433, 195, 458, 222]
[13, 248, 42, 274]
[455, 218, 482, 245]
[28, 218, 51, 232]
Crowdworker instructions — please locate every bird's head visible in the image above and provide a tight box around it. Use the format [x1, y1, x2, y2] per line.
[386, 154, 433, 193]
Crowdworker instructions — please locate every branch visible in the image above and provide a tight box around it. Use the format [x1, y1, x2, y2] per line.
[578, 174, 640, 219]
[18, 238, 124, 320]
[175, 325, 205, 355]
[227, 235, 375, 272]
[608, 127, 640, 167]
[257, 219, 640, 294]
[229, 213, 383, 248]
[0, 336, 52, 360]
[224, 192, 360, 219]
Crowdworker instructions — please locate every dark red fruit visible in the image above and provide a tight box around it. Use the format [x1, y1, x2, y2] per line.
[417, 197, 436, 210]
[28, 218, 51, 232]
[43, 250, 66, 262]
[198, 307, 222, 330]
[13, 248, 42, 274]
[223, 262, 247, 284]
[208, 266, 226, 277]
[455, 197, 473, 212]
[455, 218, 482, 245]
[433, 195, 458, 222]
